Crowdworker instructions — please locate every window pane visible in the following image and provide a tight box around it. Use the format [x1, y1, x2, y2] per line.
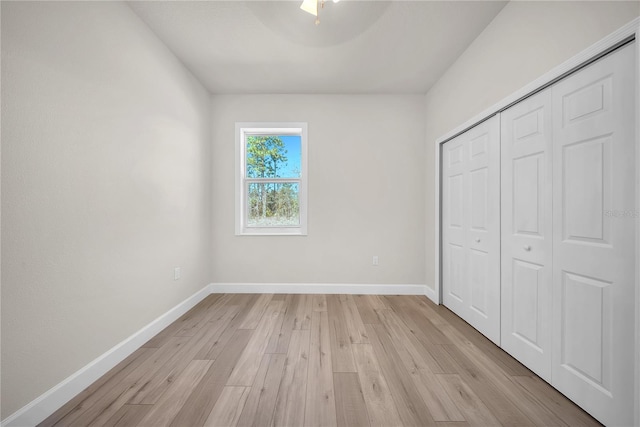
[246, 135, 301, 179]
[247, 182, 300, 227]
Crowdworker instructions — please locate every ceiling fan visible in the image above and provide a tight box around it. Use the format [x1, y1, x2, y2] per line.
[300, 0, 340, 25]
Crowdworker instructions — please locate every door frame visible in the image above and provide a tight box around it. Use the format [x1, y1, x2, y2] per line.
[433, 17, 640, 426]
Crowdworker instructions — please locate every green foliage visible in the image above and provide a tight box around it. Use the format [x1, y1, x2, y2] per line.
[248, 183, 299, 225]
[246, 136, 287, 178]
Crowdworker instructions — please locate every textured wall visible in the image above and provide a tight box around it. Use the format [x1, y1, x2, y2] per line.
[211, 95, 426, 285]
[1, 2, 212, 417]
[424, 1, 640, 292]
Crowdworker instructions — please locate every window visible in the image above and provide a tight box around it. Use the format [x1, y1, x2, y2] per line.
[236, 123, 308, 235]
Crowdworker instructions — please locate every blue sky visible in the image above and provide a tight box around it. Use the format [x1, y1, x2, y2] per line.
[279, 135, 301, 178]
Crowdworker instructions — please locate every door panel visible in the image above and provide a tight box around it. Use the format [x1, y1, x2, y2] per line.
[562, 136, 611, 244]
[513, 153, 543, 236]
[470, 167, 488, 230]
[442, 115, 501, 344]
[512, 259, 543, 351]
[561, 271, 612, 391]
[469, 248, 488, 316]
[552, 42, 636, 426]
[501, 88, 553, 381]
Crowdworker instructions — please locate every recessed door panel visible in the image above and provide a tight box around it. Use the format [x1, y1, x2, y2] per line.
[561, 272, 612, 391]
[512, 259, 543, 352]
[448, 244, 464, 302]
[514, 107, 544, 141]
[469, 249, 488, 317]
[448, 144, 463, 167]
[470, 168, 488, 231]
[513, 153, 543, 236]
[562, 76, 611, 126]
[562, 136, 611, 245]
[448, 174, 463, 228]
[470, 133, 488, 159]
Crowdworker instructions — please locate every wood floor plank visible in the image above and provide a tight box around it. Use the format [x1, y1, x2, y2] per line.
[283, 294, 302, 331]
[333, 372, 371, 427]
[39, 347, 156, 427]
[199, 295, 261, 361]
[442, 334, 569, 427]
[135, 359, 213, 426]
[441, 344, 535, 426]
[237, 354, 286, 427]
[366, 295, 389, 310]
[192, 305, 241, 360]
[376, 309, 463, 422]
[352, 343, 403, 427]
[203, 386, 251, 427]
[133, 305, 240, 404]
[102, 404, 152, 427]
[175, 294, 232, 336]
[267, 294, 299, 354]
[169, 329, 252, 427]
[313, 294, 327, 312]
[305, 311, 337, 427]
[272, 329, 310, 427]
[381, 297, 453, 373]
[376, 308, 443, 374]
[227, 301, 284, 386]
[366, 324, 436, 427]
[434, 422, 470, 427]
[423, 299, 531, 377]
[384, 296, 453, 345]
[353, 295, 379, 324]
[424, 345, 460, 374]
[143, 295, 221, 347]
[67, 336, 192, 427]
[339, 294, 369, 344]
[436, 374, 501, 427]
[513, 376, 601, 427]
[413, 368, 465, 422]
[239, 293, 274, 329]
[326, 295, 356, 372]
[264, 296, 290, 354]
[295, 294, 313, 330]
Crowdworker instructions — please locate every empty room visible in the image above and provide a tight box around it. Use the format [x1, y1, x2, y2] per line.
[2, 1, 640, 426]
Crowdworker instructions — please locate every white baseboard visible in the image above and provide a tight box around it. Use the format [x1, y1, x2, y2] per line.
[3, 282, 435, 427]
[1, 284, 213, 427]
[424, 285, 438, 304]
[209, 282, 430, 296]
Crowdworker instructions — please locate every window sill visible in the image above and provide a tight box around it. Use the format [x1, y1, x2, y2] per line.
[237, 228, 307, 236]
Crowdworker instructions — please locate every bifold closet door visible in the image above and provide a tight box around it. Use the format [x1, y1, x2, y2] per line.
[551, 42, 636, 426]
[500, 88, 553, 382]
[442, 115, 500, 344]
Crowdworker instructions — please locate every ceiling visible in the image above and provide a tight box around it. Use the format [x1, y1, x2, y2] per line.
[128, 1, 507, 94]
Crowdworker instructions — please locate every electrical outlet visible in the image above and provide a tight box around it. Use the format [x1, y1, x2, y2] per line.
[174, 267, 182, 280]
[372, 256, 379, 266]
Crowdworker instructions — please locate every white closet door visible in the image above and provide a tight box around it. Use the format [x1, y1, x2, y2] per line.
[442, 115, 501, 344]
[551, 43, 636, 426]
[500, 88, 553, 381]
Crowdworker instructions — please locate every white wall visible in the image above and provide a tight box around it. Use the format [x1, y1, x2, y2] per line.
[0, 2, 212, 418]
[425, 1, 640, 292]
[211, 95, 426, 285]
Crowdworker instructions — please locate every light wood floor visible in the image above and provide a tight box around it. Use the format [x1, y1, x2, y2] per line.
[41, 294, 601, 427]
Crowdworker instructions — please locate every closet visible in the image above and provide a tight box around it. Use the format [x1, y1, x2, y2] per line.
[441, 41, 636, 426]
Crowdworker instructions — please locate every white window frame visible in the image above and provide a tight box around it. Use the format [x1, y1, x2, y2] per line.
[235, 122, 308, 236]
